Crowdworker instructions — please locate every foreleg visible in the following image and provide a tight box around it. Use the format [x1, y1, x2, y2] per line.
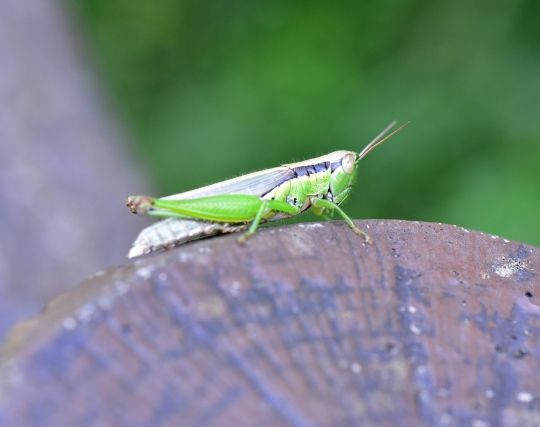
[310, 197, 373, 244]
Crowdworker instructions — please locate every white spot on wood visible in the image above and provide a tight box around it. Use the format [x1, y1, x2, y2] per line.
[136, 266, 154, 280]
[493, 257, 528, 278]
[77, 304, 95, 323]
[178, 252, 192, 262]
[229, 281, 241, 295]
[62, 317, 77, 330]
[350, 363, 362, 374]
[516, 391, 534, 403]
[410, 324, 421, 335]
[297, 223, 324, 229]
[416, 365, 427, 375]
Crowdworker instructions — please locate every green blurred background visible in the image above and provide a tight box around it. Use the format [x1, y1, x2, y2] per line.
[73, 0, 540, 246]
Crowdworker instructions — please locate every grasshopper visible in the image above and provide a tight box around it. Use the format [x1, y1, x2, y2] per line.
[126, 121, 407, 258]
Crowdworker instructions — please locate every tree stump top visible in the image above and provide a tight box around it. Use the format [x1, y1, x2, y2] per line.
[1, 220, 539, 426]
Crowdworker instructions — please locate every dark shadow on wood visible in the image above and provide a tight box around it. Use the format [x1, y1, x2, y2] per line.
[1, 220, 539, 426]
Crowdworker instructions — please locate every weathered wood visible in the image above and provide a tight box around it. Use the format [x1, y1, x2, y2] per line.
[1, 220, 539, 427]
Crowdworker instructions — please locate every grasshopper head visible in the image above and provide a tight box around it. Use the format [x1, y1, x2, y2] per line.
[330, 121, 409, 205]
[328, 150, 358, 205]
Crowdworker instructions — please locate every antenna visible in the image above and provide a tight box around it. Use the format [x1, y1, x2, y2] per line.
[358, 121, 410, 160]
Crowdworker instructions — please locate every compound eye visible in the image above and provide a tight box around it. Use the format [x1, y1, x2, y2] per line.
[341, 153, 356, 174]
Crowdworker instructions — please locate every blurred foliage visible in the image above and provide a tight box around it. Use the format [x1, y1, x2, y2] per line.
[72, 0, 540, 246]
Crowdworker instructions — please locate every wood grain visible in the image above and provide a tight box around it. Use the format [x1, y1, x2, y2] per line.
[1, 220, 539, 427]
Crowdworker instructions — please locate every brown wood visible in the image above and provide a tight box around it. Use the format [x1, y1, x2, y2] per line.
[1, 220, 539, 426]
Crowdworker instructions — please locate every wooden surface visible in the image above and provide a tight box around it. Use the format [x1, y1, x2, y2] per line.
[0, 220, 539, 427]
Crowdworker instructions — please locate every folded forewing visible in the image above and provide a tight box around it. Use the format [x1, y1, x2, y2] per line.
[162, 166, 295, 200]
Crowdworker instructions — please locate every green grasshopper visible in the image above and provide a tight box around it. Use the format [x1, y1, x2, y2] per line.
[126, 121, 407, 258]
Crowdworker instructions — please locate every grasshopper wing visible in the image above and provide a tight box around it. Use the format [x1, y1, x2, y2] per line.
[162, 166, 294, 200]
[128, 218, 247, 258]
